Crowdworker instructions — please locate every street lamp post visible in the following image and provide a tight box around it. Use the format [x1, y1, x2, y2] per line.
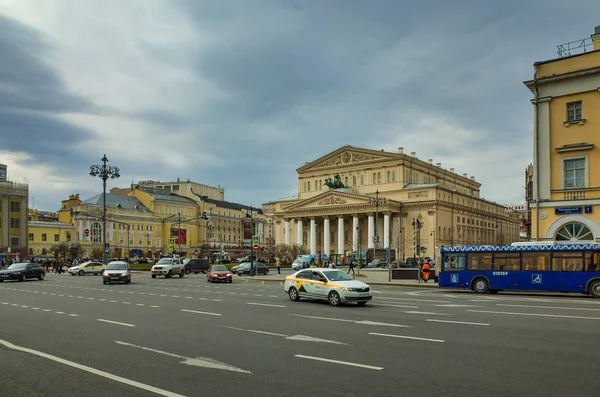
[245, 207, 255, 276]
[89, 154, 120, 262]
[369, 190, 387, 265]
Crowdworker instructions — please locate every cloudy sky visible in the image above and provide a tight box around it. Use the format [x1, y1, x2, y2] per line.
[1, 0, 599, 211]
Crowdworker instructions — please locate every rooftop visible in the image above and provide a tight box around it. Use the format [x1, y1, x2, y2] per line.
[137, 186, 197, 204]
[204, 197, 264, 215]
[82, 193, 150, 211]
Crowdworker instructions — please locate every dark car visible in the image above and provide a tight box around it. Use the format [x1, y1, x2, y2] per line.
[0, 262, 45, 282]
[185, 259, 209, 274]
[237, 262, 269, 276]
[103, 261, 131, 284]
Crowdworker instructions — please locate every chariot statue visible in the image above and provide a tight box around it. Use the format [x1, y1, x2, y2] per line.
[324, 173, 345, 189]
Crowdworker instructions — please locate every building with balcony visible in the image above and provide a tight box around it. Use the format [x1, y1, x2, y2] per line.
[0, 168, 28, 259]
[263, 146, 519, 264]
[525, 25, 600, 241]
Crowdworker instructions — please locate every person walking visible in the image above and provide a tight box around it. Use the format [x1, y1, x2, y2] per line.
[422, 260, 431, 283]
[347, 260, 355, 275]
[276, 259, 281, 275]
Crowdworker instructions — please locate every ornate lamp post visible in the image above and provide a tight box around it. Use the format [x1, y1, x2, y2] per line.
[89, 154, 120, 262]
[245, 207, 254, 276]
[369, 190, 388, 265]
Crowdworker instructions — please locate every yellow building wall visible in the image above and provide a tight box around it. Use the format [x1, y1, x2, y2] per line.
[28, 224, 76, 255]
[536, 50, 600, 79]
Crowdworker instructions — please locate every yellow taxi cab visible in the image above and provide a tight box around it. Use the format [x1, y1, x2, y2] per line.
[283, 269, 372, 306]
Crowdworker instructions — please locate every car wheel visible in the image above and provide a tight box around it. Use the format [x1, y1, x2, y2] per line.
[71, 273, 75, 276]
[20, 274, 26, 282]
[328, 291, 341, 306]
[357, 301, 367, 306]
[106, 280, 110, 285]
[589, 280, 600, 298]
[185, 268, 190, 275]
[472, 277, 489, 294]
[78, 270, 84, 276]
[264, 269, 269, 275]
[179, 270, 184, 278]
[166, 270, 173, 279]
[151, 274, 156, 279]
[288, 287, 300, 301]
[38, 272, 45, 281]
[103, 280, 107, 285]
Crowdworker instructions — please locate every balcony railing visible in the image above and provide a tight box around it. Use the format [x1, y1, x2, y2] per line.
[564, 190, 586, 200]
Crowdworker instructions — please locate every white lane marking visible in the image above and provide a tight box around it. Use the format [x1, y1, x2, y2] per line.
[212, 299, 221, 302]
[31, 307, 39, 310]
[254, 294, 263, 297]
[467, 310, 600, 320]
[43, 309, 51, 312]
[148, 293, 155, 296]
[240, 293, 248, 296]
[185, 297, 193, 299]
[67, 295, 74, 298]
[199, 298, 208, 301]
[497, 304, 600, 312]
[268, 295, 278, 298]
[221, 326, 287, 337]
[228, 293, 236, 295]
[369, 332, 445, 343]
[123, 302, 131, 305]
[295, 354, 383, 370]
[20, 305, 29, 308]
[55, 312, 65, 315]
[11, 304, 18, 306]
[435, 304, 476, 307]
[216, 292, 223, 294]
[109, 300, 117, 303]
[172, 296, 180, 298]
[50, 293, 56, 296]
[289, 314, 410, 328]
[77, 296, 84, 299]
[97, 319, 136, 327]
[372, 304, 419, 309]
[136, 304, 145, 306]
[150, 305, 160, 308]
[115, 341, 251, 374]
[0, 302, 7, 305]
[426, 319, 489, 326]
[68, 314, 78, 317]
[181, 309, 222, 316]
[405, 311, 451, 316]
[58, 294, 64, 297]
[0, 338, 186, 397]
[247, 302, 285, 308]
[377, 296, 451, 303]
[470, 299, 492, 302]
[128, 292, 134, 294]
[87, 297, 95, 300]
[98, 299, 106, 302]
[286, 335, 347, 344]
[160, 294, 167, 297]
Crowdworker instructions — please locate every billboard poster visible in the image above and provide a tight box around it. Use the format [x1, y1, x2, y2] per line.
[243, 218, 252, 243]
[171, 228, 187, 245]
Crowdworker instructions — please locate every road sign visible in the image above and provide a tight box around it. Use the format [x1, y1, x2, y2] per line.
[168, 244, 174, 254]
[252, 235, 260, 244]
[104, 243, 110, 249]
[253, 244, 259, 251]
[84, 229, 90, 236]
[170, 238, 176, 245]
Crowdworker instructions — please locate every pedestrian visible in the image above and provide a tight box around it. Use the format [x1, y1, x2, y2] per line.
[347, 260, 355, 275]
[422, 260, 431, 283]
[276, 259, 281, 275]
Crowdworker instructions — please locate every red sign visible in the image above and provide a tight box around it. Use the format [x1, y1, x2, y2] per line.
[253, 244, 259, 251]
[84, 229, 90, 236]
[171, 228, 187, 245]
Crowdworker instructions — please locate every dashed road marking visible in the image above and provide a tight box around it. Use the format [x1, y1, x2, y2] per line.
[295, 355, 383, 371]
[369, 332, 445, 343]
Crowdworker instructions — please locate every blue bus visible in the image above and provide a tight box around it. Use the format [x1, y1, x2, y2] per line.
[438, 243, 600, 297]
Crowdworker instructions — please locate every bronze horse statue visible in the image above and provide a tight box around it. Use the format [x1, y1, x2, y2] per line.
[324, 173, 345, 189]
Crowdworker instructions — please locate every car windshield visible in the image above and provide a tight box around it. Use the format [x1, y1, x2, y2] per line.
[323, 271, 354, 281]
[157, 258, 172, 265]
[8, 263, 27, 270]
[212, 265, 228, 271]
[107, 263, 127, 270]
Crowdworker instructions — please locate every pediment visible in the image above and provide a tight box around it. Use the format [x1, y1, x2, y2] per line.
[297, 146, 400, 173]
[285, 191, 372, 211]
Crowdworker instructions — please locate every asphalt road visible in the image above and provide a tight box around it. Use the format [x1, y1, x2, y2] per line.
[1, 272, 599, 397]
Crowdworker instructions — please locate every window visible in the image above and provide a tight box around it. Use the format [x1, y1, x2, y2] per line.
[66, 233, 71, 242]
[468, 253, 492, 271]
[164, 206, 168, 214]
[387, 171, 391, 182]
[373, 174, 376, 184]
[345, 176, 348, 186]
[564, 158, 586, 189]
[444, 254, 466, 271]
[91, 222, 102, 243]
[353, 176, 356, 186]
[377, 172, 381, 183]
[10, 237, 19, 247]
[28, 233, 34, 241]
[54, 234, 59, 242]
[307, 181, 311, 191]
[10, 218, 19, 228]
[567, 101, 582, 121]
[552, 252, 584, 272]
[10, 202, 20, 212]
[156, 205, 160, 213]
[522, 252, 550, 271]
[392, 171, 396, 181]
[493, 253, 520, 271]
[361, 175, 364, 185]
[556, 222, 593, 241]
[42, 234, 47, 241]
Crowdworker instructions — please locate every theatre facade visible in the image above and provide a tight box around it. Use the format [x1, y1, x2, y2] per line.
[262, 146, 520, 264]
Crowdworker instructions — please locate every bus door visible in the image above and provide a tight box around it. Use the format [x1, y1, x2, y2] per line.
[492, 253, 521, 290]
[552, 251, 586, 291]
[440, 253, 466, 287]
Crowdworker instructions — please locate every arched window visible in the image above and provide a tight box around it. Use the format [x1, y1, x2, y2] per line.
[387, 171, 391, 182]
[373, 174, 376, 184]
[307, 181, 311, 191]
[91, 222, 102, 243]
[377, 172, 381, 183]
[555, 222, 594, 241]
[392, 171, 396, 181]
[361, 175, 365, 185]
[353, 176, 356, 186]
[345, 176, 348, 186]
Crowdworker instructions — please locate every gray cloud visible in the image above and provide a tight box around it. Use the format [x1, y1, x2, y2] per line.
[2, 1, 600, 210]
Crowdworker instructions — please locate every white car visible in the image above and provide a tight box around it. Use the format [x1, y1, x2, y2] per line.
[291, 259, 304, 271]
[68, 261, 105, 276]
[151, 257, 184, 279]
[283, 269, 372, 306]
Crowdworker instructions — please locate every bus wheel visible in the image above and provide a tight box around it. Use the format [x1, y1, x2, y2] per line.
[589, 280, 600, 298]
[472, 278, 489, 294]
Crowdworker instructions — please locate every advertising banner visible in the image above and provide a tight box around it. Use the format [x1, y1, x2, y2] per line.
[243, 218, 252, 243]
[171, 228, 187, 245]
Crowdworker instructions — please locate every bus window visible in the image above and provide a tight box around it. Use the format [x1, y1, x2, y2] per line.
[493, 253, 520, 271]
[552, 252, 584, 272]
[443, 254, 465, 271]
[468, 253, 492, 271]
[522, 252, 550, 271]
[584, 252, 600, 272]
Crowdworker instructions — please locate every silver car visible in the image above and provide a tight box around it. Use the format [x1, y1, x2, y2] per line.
[102, 261, 131, 284]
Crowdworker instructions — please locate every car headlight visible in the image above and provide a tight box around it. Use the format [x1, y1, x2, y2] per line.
[342, 287, 358, 292]
[121, 273, 128, 276]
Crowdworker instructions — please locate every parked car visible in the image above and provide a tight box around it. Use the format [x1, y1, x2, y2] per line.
[185, 259, 210, 274]
[151, 257, 184, 278]
[284, 269, 372, 306]
[367, 259, 388, 268]
[207, 265, 233, 283]
[0, 262, 45, 282]
[68, 261, 105, 276]
[291, 259, 304, 271]
[231, 262, 249, 274]
[103, 261, 131, 284]
[236, 262, 269, 276]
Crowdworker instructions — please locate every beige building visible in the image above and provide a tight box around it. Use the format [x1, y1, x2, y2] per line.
[134, 179, 225, 201]
[263, 146, 519, 264]
[0, 174, 28, 259]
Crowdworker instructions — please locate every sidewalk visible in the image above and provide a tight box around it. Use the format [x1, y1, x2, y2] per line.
[248, 268, 438, 288]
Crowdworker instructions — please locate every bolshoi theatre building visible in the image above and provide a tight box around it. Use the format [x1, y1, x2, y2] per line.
[263, 146, 520, 264]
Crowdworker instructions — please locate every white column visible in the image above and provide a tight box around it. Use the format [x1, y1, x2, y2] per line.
[284, 220, 291, 245]
[297, 219, 303, 246]
[368, 215, 374, 249]
[78, 219, 83, 241]
[384, 213, 390, 249]
[337, 217, 344, 255]
[352, 216, 359, 253]
[310, 219, 317, 255]
[323, 218, 330, 256]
